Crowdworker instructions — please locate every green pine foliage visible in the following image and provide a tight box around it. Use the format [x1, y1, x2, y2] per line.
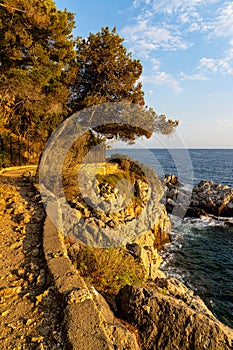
[70, 27, 145, 110]
[0, 1, 178, 144]
[0, 0, 76, 139]
[70, 27, 178, 141]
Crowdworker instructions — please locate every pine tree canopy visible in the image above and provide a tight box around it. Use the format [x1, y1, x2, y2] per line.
[0, 3, 178, 143]
[0, 0, 76, 138]
[70, 27, 178, 141]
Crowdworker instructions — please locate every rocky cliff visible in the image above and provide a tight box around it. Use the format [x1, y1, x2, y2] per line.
[63, 157, 171, 248]
[42, 160, 233, 349]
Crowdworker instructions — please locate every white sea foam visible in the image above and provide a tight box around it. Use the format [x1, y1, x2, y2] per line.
[184, 216, 227, 228]
[160, 214, 225, 280]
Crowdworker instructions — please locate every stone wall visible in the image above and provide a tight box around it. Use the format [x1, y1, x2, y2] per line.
[43, 211, 140, 350]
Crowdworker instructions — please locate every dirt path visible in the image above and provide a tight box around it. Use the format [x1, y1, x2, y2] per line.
[0, 169, 70, 349]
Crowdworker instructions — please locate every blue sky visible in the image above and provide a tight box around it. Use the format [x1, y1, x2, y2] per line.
[55, 0, 233, 148]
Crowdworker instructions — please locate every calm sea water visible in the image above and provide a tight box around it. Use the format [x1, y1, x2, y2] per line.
[108, 149, 233, 328]
[108, 148, 233, 186]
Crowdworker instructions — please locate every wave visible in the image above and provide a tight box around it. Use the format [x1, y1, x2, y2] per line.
[160, 214, 233, 328]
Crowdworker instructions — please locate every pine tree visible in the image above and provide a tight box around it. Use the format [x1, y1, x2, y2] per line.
[71, 27, 144, 110]
[71, 27, 178, 141]
[0, 0, 76, 139]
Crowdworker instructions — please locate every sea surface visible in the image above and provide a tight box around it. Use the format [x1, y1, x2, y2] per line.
[107, 148, 233, 328]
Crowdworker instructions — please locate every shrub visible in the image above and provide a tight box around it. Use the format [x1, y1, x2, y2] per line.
[71, 245, 145, 295]
[96, 171, 131, 188]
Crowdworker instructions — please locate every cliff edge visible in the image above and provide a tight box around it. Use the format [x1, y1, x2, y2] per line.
[41, 159, 233, 349]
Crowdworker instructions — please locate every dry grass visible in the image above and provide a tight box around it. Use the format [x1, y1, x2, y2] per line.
[71, 245, 145, 295]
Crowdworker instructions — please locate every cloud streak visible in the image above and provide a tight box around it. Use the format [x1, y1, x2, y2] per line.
[198, 56, 233, 75]
[180, 72, 209, 81]
[120, 1, 233, 97]
[213, 2, 233, 39]
[121, 20, 189, 57]
[141, 72, 183, 93]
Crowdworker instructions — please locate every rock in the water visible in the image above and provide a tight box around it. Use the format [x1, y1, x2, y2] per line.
[163, 175, 233, 218]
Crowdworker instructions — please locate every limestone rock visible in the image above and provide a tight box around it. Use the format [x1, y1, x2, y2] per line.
[124, 204, 170, 280]
[65, 160, 171, 249]
[117, 283, 233, 350]
[163, 175, 233, 218]
[152, 205, 171, 249]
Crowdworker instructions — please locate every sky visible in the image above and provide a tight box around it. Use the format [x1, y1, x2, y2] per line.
[55, 0, 233, 148]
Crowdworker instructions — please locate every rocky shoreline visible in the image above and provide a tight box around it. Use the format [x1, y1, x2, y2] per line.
[1, 162, 232, 349]
[58, 163, 233, 349]
[163, 174, 233, 222]
[44, 192, 233, 350]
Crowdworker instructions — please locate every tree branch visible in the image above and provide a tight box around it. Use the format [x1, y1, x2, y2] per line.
[0, 3, 26, 13]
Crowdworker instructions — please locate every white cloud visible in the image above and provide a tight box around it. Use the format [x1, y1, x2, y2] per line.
[133, 0, 151, 7]
[133, 0, 219, 16]
[180, 12, 189, 24]
[151, 0, 202, 14]
[226, 47, 233, 60]
[199, 57, 233, 75]
[130, 0, 228, 42]
[188, 22, 201, 32]
[199, 58, 218, 73]
[120, 21, 188, 58]
[213, 2, 233, 38]
[151, 57, 161, 71]
[124, 0, 233, 146]
[125, 0, 233, 92]
[180, 72, 209, 80]
[141, 72, 183, 93]
[123, 0, 227, 61]
[136, 9, 154, 21]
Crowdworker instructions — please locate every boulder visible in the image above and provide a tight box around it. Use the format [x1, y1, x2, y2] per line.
[164, 174, 180, 186]
[190, 181, 233, 216]
[123, 203, 171, 280]
[117, 282, 233, 350]
[162, 175, 233, 218]
[67, 162, 171, 248]
[151, 204, 171, 249]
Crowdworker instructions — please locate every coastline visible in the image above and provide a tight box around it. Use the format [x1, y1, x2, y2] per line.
[1, 162, 232, 348]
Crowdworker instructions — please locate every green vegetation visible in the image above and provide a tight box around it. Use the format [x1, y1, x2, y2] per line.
[71, 27, 144, 110]
[109, 154, 162, 189]
[0, 0, 178, 150]
[71, 245, 145, 295]
[96, 171, 131, 188]
[96, 157, 149, 187]
[0, 0, 76, 140]
[109, 157, 148, 182]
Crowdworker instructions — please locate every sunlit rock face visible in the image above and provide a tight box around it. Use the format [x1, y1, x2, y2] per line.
[117, 282, 233, 350]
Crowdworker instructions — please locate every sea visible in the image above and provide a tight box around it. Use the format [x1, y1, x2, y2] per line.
[107, 148, 233, 328]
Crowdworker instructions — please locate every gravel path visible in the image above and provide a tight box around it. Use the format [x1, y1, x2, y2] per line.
[0, 169, 70, 349]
